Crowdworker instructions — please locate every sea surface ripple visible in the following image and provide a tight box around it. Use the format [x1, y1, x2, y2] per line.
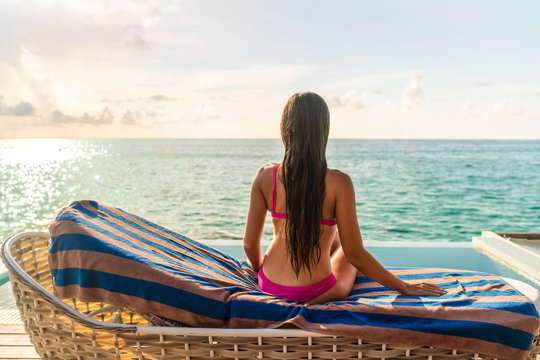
[1, 139, 538, 242]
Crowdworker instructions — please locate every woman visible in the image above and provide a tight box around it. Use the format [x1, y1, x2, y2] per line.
[243, 92, 446, 304]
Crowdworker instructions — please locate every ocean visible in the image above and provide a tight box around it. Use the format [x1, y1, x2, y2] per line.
[0, 139, 539, 243]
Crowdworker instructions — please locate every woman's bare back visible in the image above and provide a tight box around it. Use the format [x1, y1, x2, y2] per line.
[252, 163, 349, 287]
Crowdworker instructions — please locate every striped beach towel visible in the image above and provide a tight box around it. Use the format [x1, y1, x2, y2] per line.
[49, 200, 540, 360]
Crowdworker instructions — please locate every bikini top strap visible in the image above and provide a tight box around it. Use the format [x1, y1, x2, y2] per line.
[272, 163, 279, 212]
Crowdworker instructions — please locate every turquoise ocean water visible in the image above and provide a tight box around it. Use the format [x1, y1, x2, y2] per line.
[0, 139, 539, 243]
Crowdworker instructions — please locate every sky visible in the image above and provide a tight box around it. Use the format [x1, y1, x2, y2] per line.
[0, 0, 539, 139]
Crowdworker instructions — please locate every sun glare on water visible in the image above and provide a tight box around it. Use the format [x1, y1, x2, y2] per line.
[0, 139, 86, 165]
[0, 138, 107, 236]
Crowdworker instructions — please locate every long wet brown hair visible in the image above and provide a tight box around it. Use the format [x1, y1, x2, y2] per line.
[280, 92, 330, 278]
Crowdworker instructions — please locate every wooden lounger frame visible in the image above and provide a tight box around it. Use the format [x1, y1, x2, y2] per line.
[2, 232, 539, 359]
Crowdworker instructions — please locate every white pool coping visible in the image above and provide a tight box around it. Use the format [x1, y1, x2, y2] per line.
[473, 231, 540, 287]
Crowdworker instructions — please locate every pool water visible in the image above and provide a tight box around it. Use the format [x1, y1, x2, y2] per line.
[220, 241, 537, 288]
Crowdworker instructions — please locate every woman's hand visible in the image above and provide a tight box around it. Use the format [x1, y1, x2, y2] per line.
[400, 282, 447, 296]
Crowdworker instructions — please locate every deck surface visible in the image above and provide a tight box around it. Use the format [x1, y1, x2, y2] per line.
[0, 325, 38, 359]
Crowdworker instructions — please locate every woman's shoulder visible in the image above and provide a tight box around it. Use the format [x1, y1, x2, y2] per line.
[252, 163, 279, 185]
[327, 168, 352, 182]
[255, 162, 279, 176]
[326, 168, 354, 191]
[260, 162, 279, 171]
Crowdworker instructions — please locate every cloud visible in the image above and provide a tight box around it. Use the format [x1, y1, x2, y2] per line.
[0, 47, 56, 119]
[102, 94, 177, 104]
[50, 110, 77, 123]
[17, 46, 57, 113]
[50, 107, 114, 124]
[325, 90, 366, 110]
[16, 0, 176, 28]
[470, 80, 495, 87]
[8, 101, 35, 116]
[460, 100, 476, 117]
[493, 99, 524, 117]
[148, 94, 176, 102]
[126, 27, 150, 49]
[459, 99, 532, 120]
[146, 108, 159, 118]
[0, 96, 36, 116]
[3, 1, 179, 71]
[319, 71, 412, 94]
[402, 72, 424, 110]
[186, 65, 317, 90]
[121, 110, 140, 125]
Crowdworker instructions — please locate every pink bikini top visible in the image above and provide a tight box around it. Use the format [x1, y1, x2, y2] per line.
[271, 164, 337, 226]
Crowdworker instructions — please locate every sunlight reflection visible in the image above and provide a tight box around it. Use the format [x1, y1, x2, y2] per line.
[0, 139, 85, 165]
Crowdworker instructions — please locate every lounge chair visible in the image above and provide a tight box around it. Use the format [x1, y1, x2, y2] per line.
[2, 231, 539, 360]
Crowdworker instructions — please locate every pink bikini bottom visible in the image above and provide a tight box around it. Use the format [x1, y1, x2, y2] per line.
[258, 264, 337, 303]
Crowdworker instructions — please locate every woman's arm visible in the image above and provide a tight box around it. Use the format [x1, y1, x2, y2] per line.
[243, 167, 268, 272]
[335, 173, 446, 296]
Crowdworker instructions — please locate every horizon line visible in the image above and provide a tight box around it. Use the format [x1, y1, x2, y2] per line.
[1, 137, 540, 141]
